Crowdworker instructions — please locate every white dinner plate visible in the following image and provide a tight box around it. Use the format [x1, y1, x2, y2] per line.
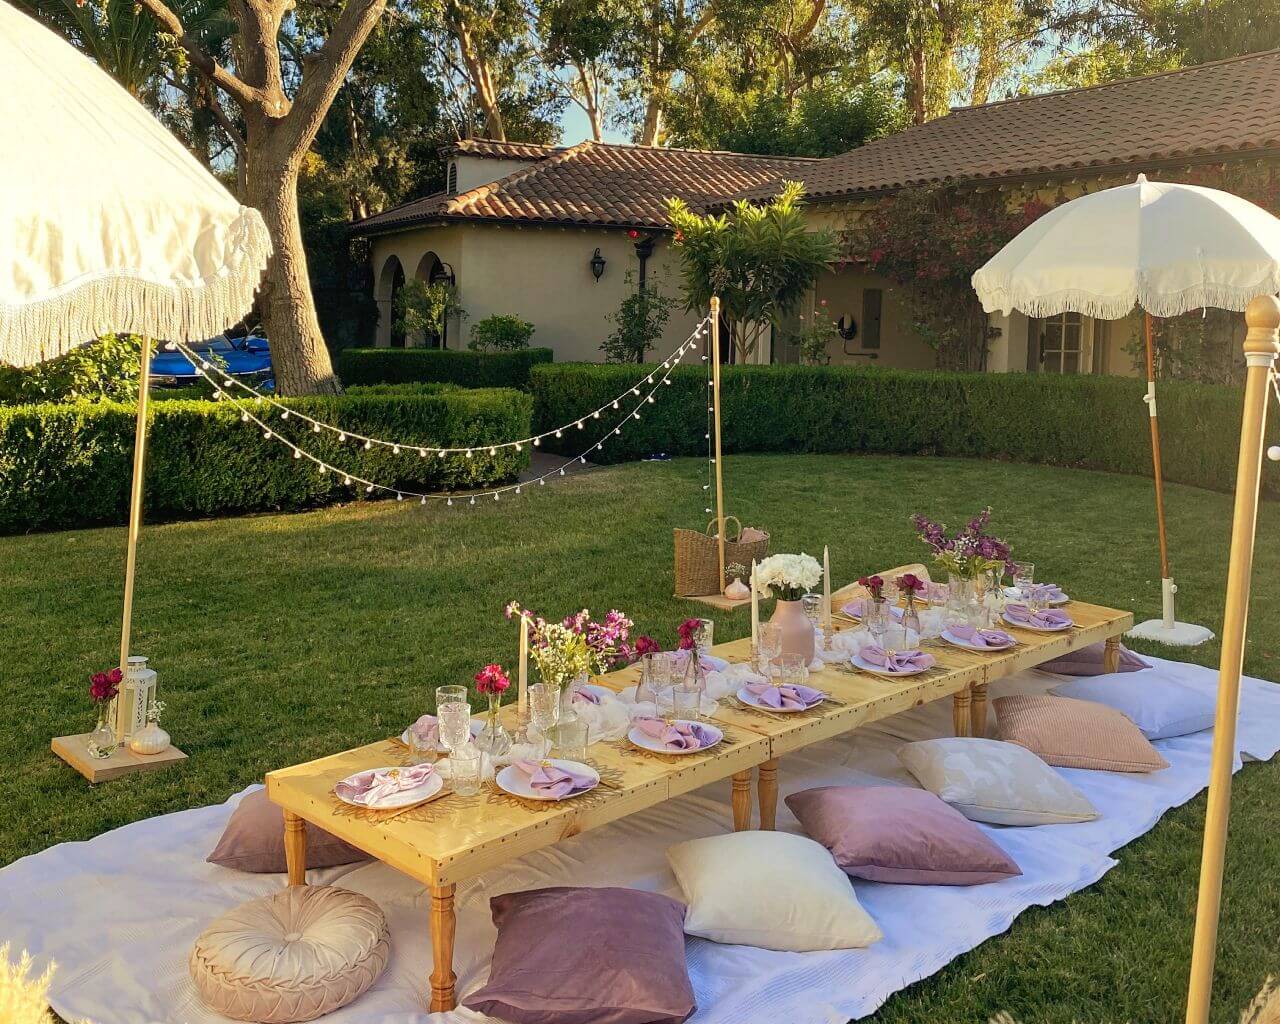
[334, 767, 444, 810]
[628, 720, 724, 755]
[495, 759, 600, 801]
[736, 686, 824, 713]
[400, 718, 484, 753]
[1003, 586, 1070, 607]
[941, 628, 1019, 652]
[1002, 612, 1073, 633]
[851, 653, 934, 677]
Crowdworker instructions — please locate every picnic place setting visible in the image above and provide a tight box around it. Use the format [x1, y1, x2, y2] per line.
[6, 7, 1280, 1024]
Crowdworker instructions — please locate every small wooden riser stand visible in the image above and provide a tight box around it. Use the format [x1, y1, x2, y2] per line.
[684, 592, 751, 612]
[52, 734, 187, 784]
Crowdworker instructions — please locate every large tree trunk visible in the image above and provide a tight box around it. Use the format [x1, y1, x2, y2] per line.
[246, 139, 342, 395]
[639, 90, 664, 146]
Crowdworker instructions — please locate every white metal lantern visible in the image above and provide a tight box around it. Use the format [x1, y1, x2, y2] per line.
[116, 655, 157, 742]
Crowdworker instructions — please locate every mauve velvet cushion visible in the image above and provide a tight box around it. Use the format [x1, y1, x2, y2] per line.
[786, 785, 1022, 885]
[1038, 641, 1150, 675]
[463, 886, 695, 1024]
[207, 789, 370, 873]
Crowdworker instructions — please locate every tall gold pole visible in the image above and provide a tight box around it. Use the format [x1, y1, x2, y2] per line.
[117, 336, 153, 741]
[1185, 294, 1280, 1024]
[1144, 313, 1172, 581]
[710, 297, 726, 591]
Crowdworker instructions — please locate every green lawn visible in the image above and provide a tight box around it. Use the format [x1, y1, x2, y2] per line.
[4, 453, 1280, 1023]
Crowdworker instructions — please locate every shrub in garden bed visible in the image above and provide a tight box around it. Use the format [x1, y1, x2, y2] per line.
[0, 384, 532, 533]
[336, 347, 553, 389]
[530, 362, 1279, 497]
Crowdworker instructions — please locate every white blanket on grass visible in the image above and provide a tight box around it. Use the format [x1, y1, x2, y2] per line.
[3, 655, 1278, 1024]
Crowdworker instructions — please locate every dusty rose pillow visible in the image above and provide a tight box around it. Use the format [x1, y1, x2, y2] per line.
[463, 886, 694, 1024]
[785, 785, 1022, 885]
[207, 790, 370, 873]
[995, 694, 1169, 773]
[1038, 641, 1150, 676]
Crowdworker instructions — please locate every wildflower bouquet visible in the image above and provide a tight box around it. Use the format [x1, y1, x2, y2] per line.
[911, 507, 1015, 581]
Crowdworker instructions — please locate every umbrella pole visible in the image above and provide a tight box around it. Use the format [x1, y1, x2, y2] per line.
[1143, 313, 1175, 627]
[710, 296, 726, 591]
[116, 336, 153, 741]
[1184, 296, 1280, 1024]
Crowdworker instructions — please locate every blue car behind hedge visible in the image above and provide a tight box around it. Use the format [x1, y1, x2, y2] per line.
[150, 334, 273, 390]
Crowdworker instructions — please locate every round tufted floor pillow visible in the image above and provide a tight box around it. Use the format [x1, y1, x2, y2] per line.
[190, 885, 389, 1023]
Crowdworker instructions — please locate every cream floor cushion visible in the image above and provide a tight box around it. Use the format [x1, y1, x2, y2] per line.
[189, 885, 389, 1023]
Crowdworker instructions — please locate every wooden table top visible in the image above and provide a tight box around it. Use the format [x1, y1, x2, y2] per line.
[267, 598, 1131, 887]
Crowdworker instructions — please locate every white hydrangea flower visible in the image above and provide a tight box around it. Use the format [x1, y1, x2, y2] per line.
[754, 552, 823, 601]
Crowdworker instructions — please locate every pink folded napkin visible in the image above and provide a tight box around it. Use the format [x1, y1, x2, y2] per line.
[841, 599, 904, 620]
[859, 646, 935, 673]
[514, 759, 597, 798]
[633, 717, 719, 751]
[334, 764, 437, 807]
[407, 714, 441, 747]
[672, 649, 729, 672]
[1005, 603, 1072, 629]
[949, 625, 1016, 649]
[744, 680, 825, 710]
[574, 688, 603, 705]
[1024, 583, 1067, 603]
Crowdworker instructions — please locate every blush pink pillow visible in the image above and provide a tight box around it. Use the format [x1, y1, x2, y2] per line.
[207, 790, 370, 873]
[463, 886, 695, 1024]
[785, 785, 1022, 885]
[1039, 641, 1150, 675]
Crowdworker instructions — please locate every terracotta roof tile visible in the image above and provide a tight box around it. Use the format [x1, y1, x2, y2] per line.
[736, 49, 1280, 203]
[353, 141, 818, 234]
[445, 138, 562, 161]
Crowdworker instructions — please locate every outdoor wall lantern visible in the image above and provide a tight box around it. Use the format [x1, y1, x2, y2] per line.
[590, 248, 607, 282]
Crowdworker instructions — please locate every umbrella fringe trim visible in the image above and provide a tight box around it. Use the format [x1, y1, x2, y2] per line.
[976, 277, 1280, 320]
[0, 207, 272, 368]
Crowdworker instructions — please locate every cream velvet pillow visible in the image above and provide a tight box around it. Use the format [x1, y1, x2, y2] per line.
[667, 831, 882, 952]
[898, 737, 1099, 826]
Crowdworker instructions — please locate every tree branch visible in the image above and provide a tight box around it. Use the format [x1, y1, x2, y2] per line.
[133, 0, 259, 109]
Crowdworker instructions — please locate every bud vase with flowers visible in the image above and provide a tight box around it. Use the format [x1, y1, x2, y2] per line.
[473, 664, 512, 757]
[86, 667, 122, 759]
[896, 573, 925, 641]
[754, 553, 824, 662]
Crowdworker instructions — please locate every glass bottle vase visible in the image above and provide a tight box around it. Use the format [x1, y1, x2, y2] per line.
[475, 694, 512, 758]
[86, 702, 119, 759]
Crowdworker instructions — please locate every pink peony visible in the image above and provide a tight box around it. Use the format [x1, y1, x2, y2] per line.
[474, 663, 511, 696]
[676, 618, 702, 651]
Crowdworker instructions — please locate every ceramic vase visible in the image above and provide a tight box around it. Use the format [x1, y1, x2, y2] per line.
[129, 721, 170, 756]
[770, 598, 815, 663]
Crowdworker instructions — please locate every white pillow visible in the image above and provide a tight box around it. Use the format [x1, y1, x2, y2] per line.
[898, 738, 1099, 826]
[667, 831, 882, 952]
[1050, 676, 1215, 739]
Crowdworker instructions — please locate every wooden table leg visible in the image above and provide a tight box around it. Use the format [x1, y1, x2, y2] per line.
[283, 810, 307, 886]
[952, 688, 973, 737]
[970, 683, 989, 738]
[1103, 634, 1121, 674]
[429, 883, 457, 1012]
[758, 759, 779, 831]
[731, 770, 753, 831]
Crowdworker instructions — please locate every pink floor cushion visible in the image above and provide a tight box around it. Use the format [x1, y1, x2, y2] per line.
[189, 885, 389, 1023]
[995, 694, 1170, 773]
[463, 886, 695, 1024]
[207, 789, 370, 873]
[1038, 641, 1151, 675]
[786, 785, 1023, 885]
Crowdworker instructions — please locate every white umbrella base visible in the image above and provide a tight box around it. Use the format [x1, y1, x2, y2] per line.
[1126, 618, 1215, 646]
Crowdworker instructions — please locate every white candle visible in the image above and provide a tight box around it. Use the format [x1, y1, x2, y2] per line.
[823, 545, 832, 630]
[750, 559, 760, 648]
[517, 614, 529, 718]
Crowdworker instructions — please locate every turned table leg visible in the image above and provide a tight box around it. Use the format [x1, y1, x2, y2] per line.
[970, 683, 989, 738]
[283, 810, 307, 886]
[758, 759, 779, 831]
[952, 688, 973, 737]
[731, 770, 753, 831]
[430, 883, 457, 1012]
[1103, 634, 1121, 674]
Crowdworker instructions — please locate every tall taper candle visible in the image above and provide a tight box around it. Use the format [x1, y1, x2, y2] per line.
[518, 614, 529, 718]
[750, 559, 760, 648]
[823, 546, 832, 631]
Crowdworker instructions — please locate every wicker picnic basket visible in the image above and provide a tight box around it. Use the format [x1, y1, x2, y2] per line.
[673, 516, 770, 597]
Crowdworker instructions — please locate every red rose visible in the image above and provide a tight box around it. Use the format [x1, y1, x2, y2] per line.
[473, 663, 511, 695]
[635, 635, 661, 657]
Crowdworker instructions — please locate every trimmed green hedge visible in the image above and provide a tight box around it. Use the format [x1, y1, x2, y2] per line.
[0, 385, 532, 533]
[531, 363, 1280, 497]
[337, 347, 554, 389]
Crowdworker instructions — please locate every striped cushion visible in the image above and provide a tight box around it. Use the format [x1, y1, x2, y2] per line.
[994, 694, 1169, 773]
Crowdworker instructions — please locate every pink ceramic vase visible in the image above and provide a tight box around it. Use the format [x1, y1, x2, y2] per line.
[770, 598, 814, 663]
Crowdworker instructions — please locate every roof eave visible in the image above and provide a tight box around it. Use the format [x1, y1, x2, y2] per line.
[351, 212, 676, 237]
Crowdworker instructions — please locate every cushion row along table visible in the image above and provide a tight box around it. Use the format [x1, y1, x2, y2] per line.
[265, 597, 1131, 1012]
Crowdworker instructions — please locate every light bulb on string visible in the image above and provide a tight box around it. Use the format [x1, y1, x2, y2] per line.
[516, 442, 523, 451]
[555, 430, 562, 438]
[533, 437, 541, 446]
[420, 496, 427, 505]
[539, 478, 545, 486]
[293, 449, 301, 459]
[489, 447, 496, 455]
[447, 497, 453, 506]
[576, 420, 584, 429]
[494, 493, 500, 501]
[396, 493, 404, 501]
[612, 401, 619, 410]
[466, 450, 473, 459]
[344, 476, 352, 485]
[241, 411, 249, 422]
[470, 496, 476, 505]
[312, 423, 321, 433]
[393, 445, 401, 454]
[281, 410, 290, 420]
[338, 432, 347, 442]
[365, 484, 374, 493]
[593, 411, 601, 419]
[263, 430, 272, 439]
[364, 440, 372, 450]
[419, 449, 427, 457]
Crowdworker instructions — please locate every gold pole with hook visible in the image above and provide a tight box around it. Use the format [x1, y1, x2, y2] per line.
[710, 297, 726, 591]
[116, 335, 153, 740]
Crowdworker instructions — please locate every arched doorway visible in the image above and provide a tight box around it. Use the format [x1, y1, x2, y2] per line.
[414, 251, 445, 349]
[375, 255, 406, 348]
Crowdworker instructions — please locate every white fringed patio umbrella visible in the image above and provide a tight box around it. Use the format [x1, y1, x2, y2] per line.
[974, 173, 1280, 647]
[974, 174, 1280, 1024]
[0, 3, 270, 750]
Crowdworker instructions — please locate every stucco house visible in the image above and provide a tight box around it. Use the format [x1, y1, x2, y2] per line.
[352, 49, 1280, 375]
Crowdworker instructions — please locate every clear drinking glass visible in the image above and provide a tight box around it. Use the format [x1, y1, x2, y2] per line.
[1012, 561, 1036, 608]
[528, 682, 560, 758]
[694, 618, 714, 653]
[551, 716, 590, 761]
[435, 684, 468, 710]
[776, 653, 807, 688]
[408, 727, 438, 765]
[863, 600, 890, 648]
[671, 686, 701, 722]
[756, 623, 782, 674]
[801, 593, 822, 626]
[449, 747, 482, 796]
[437, 702, 472, 754]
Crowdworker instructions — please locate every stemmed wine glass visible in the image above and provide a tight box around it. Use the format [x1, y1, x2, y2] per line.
[863, 601, 891, 652]
[1012, 561, 1036, 611]
[528, 682, 560, 759]
[756, 623, 782, 675]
